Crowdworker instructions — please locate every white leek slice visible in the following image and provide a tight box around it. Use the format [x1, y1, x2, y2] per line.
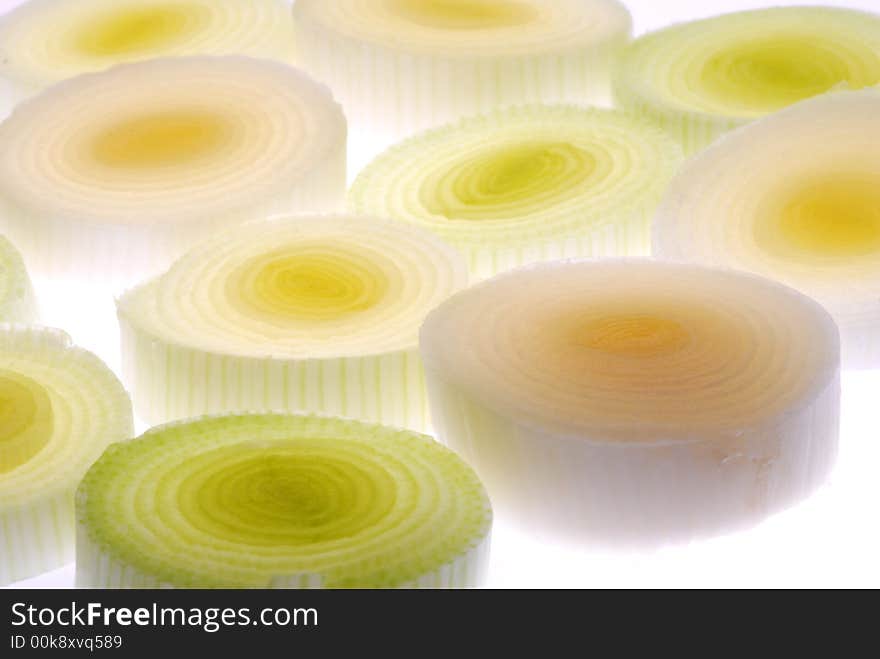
[614, 7, 880, 153]
[654, 89, 880, 369]
[0, 325, 133, 585]
[0, 56, 346, 286]
[76, 414, 492, 588]
[292, 0, 631, 137]
[118, 215, 467, 430]
[421, 260, 840, 547]
[349, 105, 682, 280]
[0, 236, 37, 323]
[0, 0, 297, 101]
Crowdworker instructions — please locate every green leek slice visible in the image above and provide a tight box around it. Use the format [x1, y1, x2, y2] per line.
[654, 89, 880, 369]
[292, 0, 631, 137]
[349, 105, 682, 279]
[614, 7, 880, 153]
[421, 260, 840, 546]
[0, 235, 36, 323]
[0, 0, 297, 102]
[117, 215, 467, 430]
[0, 325, 132, 585]
[76, 414, 492, 588]
[0, 56, 346, 287]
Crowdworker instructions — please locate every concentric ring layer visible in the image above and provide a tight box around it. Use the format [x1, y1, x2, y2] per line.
[0, 0, 297, 98]
[421, 259, 840, 546]
[293, 0, 632, 137]
[349, 105, 682, 279]
[0, 56, 347, 285]
[654, 89, 880, 369]
[614, 7, 880, 153]
[0, 325, 133, 585]
[76, 414, 492, 589]
[118, 214, 467, 430]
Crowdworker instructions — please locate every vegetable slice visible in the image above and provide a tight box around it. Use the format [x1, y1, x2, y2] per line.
[421, 260, 840, 546]
[0, 236, 36, 323]
[76, 414, 492, 588]
[614, 7, 880, 153]
[118, 215, 467, 430]
[0, 325, 132, 586]
[293, 0, 631, 137]
[349, 105, 682, 279]
[654, 89, 880, 369]
[0, 0, 297, 105]
[0, 56, 346, 286]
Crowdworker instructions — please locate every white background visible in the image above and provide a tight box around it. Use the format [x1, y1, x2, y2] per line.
[3, 0, 880, 589]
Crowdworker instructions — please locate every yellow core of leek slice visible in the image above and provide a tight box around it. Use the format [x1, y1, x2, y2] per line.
[226, 248, 390, 323]
[88, 109, 237, 170]
[71, 3, 209, 57]
[420, 141, 598, 221]
[387, 0, 537, 29]
[755, 174, 880, 260]
[0, 371, 53, 474]
[575, 314, 691, 358]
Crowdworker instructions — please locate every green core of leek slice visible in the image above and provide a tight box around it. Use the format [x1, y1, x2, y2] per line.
[420, 141, 597, 221]
[77, 414, 492, 588]
[0, 371, 53, 474]
[350, 105, 682, 278]
[614, 7, 880, 152]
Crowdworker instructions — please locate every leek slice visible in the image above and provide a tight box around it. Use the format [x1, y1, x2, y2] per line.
[292, 0, 631, 137]
[421, 260, 840, 546]
[0, 0, 297, 101]
[0, 325, 132, 585]
[0, 56, 346, 286]
[118, 215, 467, 430]
[654, 89, 880, 369]
[76, 414, 492, 588]
[349, 105, 682, 279]
[614, 7, 880, 153]
[0, 236, 36, 323]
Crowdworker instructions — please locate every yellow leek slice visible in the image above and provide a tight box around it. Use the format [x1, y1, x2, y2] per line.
[0, 56, 346, 287]
[0, 0, 297, 103]
[614, 7, 880, 153]
[76, 414, 492, 588]
[292, 0, 632, 137]
[0, 325, 132, 585]
[654, 89, 880, 369]
[349, 105, 682, 280]
[117, 215, 467, 430]
[421, 260, 840, 547]
[0, 236, 36, 323]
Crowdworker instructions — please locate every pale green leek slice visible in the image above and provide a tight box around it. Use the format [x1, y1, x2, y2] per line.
[0, 236, 36, 323]
[0, 0, 297, 100]
[421, 260, 840, 547]
[0, 325, 133, 586]
[349, 105, 683, 279]
[292, 0, 631, 137]
[654, 89, 880, 369]
[614, 7, 880, 153]
[76, 414, 492, 588]
[117, 214, 467, 431]
[0, 56, 346, 287]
